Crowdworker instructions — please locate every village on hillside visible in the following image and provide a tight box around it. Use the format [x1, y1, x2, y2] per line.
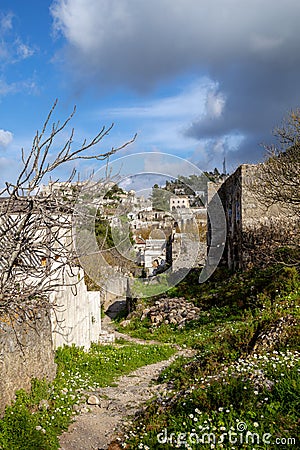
[0, 94, 299, 450]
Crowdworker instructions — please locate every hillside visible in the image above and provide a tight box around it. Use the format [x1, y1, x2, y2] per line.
[0, 264, 298, 449]
[114, 265, 300, 449]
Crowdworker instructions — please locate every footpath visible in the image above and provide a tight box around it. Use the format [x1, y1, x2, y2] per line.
[59, 309, 194, 450]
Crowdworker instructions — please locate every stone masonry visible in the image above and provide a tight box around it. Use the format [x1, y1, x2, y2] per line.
[0, 310, 56, 417]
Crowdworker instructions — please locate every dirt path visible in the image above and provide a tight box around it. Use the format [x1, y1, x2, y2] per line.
[59, 350, 191, 450]
[59, 313, 194, 450]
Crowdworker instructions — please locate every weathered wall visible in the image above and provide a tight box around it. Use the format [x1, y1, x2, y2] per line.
[215, 167, 243, 270]
[50, 267, 102, 350]
[0, 310, 56, 417]
[240, 164, 284, 226]
[100, 277, 127, 312]
[215, 164, 292, 270]
[206, 181, 227, 269]
[0, 267, 103, 417]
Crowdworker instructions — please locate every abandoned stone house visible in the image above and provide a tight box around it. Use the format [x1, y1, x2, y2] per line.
[170, 196, 190, 210]
[208, 164, 292, 271]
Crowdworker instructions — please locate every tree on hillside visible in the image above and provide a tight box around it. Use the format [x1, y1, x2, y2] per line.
[0, 100, 135, 318]
[150, 174, 209, 210]
[150, 184, 172, 211]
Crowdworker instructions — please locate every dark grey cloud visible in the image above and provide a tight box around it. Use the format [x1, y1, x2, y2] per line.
[188, 55, 300, 165]
[51, 0, 300, 165]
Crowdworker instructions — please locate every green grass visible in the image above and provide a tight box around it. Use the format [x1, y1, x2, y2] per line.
[132, 274, 171, 299]
[124, 351, 300, 449]
[1, 264, 299, 449]
[0, 342, 176, 450]
[116, 265, 300, 449]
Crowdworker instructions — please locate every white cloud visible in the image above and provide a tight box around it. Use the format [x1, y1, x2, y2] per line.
[51, 0, 132, 51]
[0, 12, 35, 65]
[51, 0, 300, 89]
[0, 78, 37, 98]
[0, 12, 13, 33]
[106, 79, 211, 120]
[50, 0, 300, 168]
[205, 89, 226, 119]
[0, 129, 13, 147]
[16, 42, 35, 60]
[100, 78, 224, 153]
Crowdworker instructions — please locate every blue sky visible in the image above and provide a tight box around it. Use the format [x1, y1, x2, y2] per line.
[1, 0, 300, 186]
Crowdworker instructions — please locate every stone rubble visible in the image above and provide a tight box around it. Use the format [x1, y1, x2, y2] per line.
[98, 330, 115, 344]
[121, 297, 201, 328]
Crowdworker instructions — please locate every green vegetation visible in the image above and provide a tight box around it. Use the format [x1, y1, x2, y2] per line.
[1, 264, 299, 449]
[150, 174, 208, 210]
[116, 265, 300, 449]
[103, 183, 125, 201]
[118, 266, 300, 350]
[132, 273, 171, 299]
[0, 343, 175, 450]
[95, 215, 114, 248]
[150, 184, 173, 211]
[125, 350, 299, 449]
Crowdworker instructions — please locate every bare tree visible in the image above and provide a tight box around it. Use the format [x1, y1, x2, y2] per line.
[247, 110, 300, 266]
[252, 110, 300, 217]
[242, 219, 299, 268]
[0, 100, 135, 317]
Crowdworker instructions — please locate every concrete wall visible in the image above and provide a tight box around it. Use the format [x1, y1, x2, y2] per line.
[50, 267, 102, 350]
[0, 310, 56, 417]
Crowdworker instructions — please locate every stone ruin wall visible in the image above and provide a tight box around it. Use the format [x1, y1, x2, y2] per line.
[0, 267, 105, 417]
[0, 310, 56, 417]
[214, 164, 296, 270]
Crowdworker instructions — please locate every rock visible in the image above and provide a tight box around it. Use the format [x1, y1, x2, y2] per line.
[72, 404, 81, 412]
[80, 407, 90, 413]
[119, 319, 131, 328]
[87, 395, 100, 406]
[99, 330, 115, 343]
[140, 308, 150, 320]
[124, 296, 200, 329]
[38, 399, 50, 410]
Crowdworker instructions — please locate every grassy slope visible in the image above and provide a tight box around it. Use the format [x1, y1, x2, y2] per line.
[0, 343, 175, 450]
[0, 265, 299, 449]
[116, 266, 300, 449]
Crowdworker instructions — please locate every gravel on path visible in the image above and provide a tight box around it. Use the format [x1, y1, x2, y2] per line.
[59, 347, 193, 450]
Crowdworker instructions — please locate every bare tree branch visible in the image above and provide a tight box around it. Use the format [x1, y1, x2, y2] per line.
[0, 100, 136, 316]
[246, 110, 300, 267]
